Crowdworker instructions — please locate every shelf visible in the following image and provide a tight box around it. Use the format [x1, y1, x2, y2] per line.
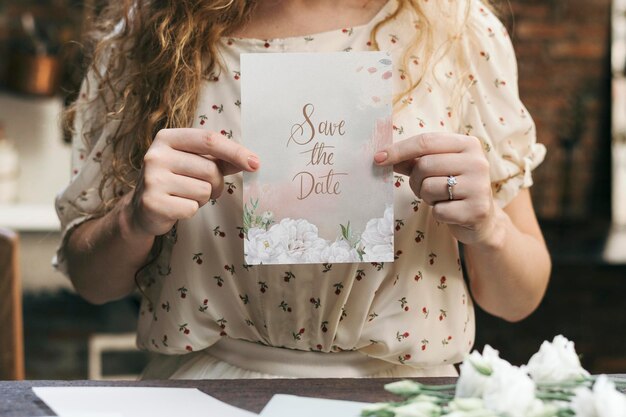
[0, 92, 70, 234]
[0, 203, 60, 232]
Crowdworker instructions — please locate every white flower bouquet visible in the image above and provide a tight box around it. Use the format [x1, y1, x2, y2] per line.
[361, 335, 626, 417]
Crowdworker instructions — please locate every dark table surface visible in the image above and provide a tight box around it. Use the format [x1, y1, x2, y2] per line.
[2, 376, 624, 417]
[0, 377, 456, 416]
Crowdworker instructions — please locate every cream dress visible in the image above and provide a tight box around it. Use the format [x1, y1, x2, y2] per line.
[54, 0, 545, 379]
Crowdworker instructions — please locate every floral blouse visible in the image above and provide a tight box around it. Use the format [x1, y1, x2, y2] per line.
[55, 0, 545, 371]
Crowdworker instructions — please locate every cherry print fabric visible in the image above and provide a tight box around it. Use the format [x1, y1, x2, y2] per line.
[54, 0, 545, 375]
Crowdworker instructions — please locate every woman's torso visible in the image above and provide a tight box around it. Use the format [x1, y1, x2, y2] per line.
[136, 0, 476, 369]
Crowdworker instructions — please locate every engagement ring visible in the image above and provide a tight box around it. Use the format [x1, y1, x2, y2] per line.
[447, 175, 458, 200]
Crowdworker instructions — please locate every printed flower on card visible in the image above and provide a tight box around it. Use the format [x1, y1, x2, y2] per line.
[360, 205, 394, 262]
[245, 227, 286, 264]
[320, 239, 359, 263]
[245, 219, 328, 264]
[244, 199, 394, 264]
[245, 222, 315, 264]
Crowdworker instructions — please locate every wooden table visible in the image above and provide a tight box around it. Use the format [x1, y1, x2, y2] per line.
[0, 378, 456, 416]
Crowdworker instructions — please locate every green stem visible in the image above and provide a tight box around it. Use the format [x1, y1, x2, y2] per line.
[609, 377, 626, 389]
[421, 383, 458, 391]
[536, 380, 589, 389]
[536, 392, 574, 401]
[538, 389, 576, 397]
[556, 409, 575, 417]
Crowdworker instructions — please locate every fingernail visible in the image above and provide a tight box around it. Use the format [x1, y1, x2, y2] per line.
[248, 155, 260, 170]
[374, 151, 388, 164]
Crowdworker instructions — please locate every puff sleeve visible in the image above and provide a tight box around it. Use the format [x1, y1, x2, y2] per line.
[461, 1, 546, 207]
[53, 56, 124, 276]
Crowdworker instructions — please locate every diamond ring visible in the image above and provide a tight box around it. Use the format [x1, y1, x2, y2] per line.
[447, 176, 458, 200]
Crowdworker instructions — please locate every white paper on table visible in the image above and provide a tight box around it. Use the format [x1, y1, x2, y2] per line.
[33, 387, 258, 417]
[259, 394, 368, 417]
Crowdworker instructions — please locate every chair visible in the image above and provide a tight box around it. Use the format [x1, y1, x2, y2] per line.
[0, 228, 24, 380]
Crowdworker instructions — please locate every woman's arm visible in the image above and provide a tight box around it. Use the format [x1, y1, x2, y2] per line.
[463, 189, 550, 322]
[64, 128, 260, 305]
[65, 193, 155, 305]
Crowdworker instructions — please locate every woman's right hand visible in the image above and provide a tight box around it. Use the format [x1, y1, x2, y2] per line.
[128, 128, 260, 237]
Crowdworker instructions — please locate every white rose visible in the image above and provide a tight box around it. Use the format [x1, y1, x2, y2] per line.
[481, 364, 536, 417]
[526, 335, 590, 384]
[570, 375, 626, 417]
[456, 345, 537, 417]
[320, 239, 359, 263]
[456, 345, 507, 398]
[361, 205, 394, 262]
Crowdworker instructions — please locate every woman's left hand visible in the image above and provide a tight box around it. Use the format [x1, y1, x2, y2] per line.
[374, 132, 498, 245]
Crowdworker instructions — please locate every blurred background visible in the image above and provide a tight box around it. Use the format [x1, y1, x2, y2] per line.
[0, 0, 625, 380]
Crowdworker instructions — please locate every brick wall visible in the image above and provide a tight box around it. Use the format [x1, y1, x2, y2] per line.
[504, 0, 612, 220]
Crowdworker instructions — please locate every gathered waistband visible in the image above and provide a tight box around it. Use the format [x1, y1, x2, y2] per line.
[205, 337, 396, 378]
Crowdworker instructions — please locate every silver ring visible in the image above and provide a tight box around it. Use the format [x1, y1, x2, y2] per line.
[447, 175, 458, 200]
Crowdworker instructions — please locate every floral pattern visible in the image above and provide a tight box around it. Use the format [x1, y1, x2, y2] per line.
[244, 206, 393, 264]
[54, 0, 545, 375]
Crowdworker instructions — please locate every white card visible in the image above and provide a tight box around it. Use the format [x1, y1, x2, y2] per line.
[259, 394, 368, 417]
[33, 387, 258, 417]
[241, 52, 394, 265]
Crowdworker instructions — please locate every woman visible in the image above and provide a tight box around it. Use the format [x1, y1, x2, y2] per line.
[55, 0, 551, 378]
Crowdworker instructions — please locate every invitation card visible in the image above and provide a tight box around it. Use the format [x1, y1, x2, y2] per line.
[241, 52, 393, 265]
